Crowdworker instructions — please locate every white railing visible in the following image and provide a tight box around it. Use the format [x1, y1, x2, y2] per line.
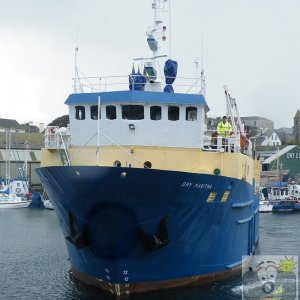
[44, 126, 71, 150]
[202, 130, 253, 155]
[72, 75, 202, 95]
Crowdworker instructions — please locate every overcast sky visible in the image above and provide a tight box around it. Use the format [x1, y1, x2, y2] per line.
[0, 0, 299, 128]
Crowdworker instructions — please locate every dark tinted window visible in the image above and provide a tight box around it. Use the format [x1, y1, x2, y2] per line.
[90, 105, 100, 120]
[186, 107, 197, 121]
[150, 106, 162, 120]
[122, 105, 144, 120]
[106, 105, 116, 120]
[168, 106, 179, 121]
[75, 106, 85, 120]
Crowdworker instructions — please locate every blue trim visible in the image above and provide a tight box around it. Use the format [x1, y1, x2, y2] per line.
[232, 199, 253, 208]
[65, 90, 208, 107]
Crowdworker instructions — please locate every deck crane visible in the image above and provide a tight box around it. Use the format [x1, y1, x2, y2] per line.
[223, 85, 245, 136]
[223, 86, 250, 152]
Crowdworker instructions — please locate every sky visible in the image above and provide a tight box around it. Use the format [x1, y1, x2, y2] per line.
[0, 0, 300, 128]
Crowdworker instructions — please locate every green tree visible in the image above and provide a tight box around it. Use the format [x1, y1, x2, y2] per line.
[48, 115, 69, 128]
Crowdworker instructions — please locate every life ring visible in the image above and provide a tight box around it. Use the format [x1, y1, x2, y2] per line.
[15, 188, 21, 193]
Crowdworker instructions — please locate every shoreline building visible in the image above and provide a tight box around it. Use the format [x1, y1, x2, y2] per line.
[293, 109, 300, 143]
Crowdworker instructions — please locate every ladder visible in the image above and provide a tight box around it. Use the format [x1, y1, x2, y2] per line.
[59, 149, 70, 166]
[57, 130, 71, 166]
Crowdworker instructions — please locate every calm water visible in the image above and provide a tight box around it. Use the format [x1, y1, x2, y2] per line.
[0, 209, 299, 300]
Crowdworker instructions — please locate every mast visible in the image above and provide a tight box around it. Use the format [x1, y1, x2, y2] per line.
[200, 34, 206, 97]
[74, 23, 83, 93]
[5, 129, 11, 187]
[144, 0, 169, 70]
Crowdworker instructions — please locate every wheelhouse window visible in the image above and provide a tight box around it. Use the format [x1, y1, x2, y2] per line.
[168, 106, 179, 121]
[75, 106, 85, 120]
[186, 107, 197, 121]
[122, 105, 144, 120]
[106, 105, 116, 120]
[90, 105, 100, 120]
[150, 106, 162, 120]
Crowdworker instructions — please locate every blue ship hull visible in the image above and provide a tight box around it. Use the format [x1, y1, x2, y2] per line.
[36, 166, 259, 295]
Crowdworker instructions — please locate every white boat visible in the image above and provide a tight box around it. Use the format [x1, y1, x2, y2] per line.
[0, 192, 31, 208]
[259, 200, 273, 213]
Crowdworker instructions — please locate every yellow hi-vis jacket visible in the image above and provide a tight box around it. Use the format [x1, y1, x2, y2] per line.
[217, 121, 233, 138]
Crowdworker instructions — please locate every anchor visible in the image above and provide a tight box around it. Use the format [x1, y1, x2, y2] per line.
[66, 213, 89, 249]
[139, 216, 170, 252]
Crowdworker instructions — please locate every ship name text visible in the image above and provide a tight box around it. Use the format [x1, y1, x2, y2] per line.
[181, 182, 212, 189]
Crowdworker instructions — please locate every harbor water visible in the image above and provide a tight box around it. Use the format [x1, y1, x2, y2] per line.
[0, 209, 299, 300]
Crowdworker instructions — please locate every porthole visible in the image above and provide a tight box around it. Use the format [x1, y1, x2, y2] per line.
[114, 160, 121, 167]
[144, 161, 152, 169]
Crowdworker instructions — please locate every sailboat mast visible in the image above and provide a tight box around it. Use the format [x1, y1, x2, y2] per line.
[5, 129, 11, 187]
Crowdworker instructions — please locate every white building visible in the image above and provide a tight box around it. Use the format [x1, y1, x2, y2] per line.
[261, 131, 281, 147]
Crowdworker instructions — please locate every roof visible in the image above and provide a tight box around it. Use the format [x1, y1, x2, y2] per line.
[294, 109, 300, 119]
[65, 90, 209, 108]
[241, 116, 272, 122]
[262, 145, 298, 164]
[254, 136, 266, 145]
[0, 118, 20, 129]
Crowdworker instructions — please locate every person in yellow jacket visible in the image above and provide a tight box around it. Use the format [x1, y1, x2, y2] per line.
[217, 116, 232, 137]
[217, 116, 233, 151]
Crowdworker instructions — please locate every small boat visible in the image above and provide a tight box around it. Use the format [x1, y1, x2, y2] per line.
[272, 198, 295, 212]
[267, 185, 289, 202]
[259, 200, 273, 213]
[0, 192, 31, 208]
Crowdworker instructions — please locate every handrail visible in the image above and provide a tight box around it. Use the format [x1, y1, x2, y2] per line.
[202, 129, 253, 156]
[72, 74, 202, 95]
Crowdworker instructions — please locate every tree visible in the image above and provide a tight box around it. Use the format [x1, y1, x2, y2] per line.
[48, 115, 69, 128]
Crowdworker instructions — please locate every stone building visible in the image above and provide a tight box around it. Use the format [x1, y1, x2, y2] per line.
[293, 109, 300, 143]
[241, 116, 274, 134]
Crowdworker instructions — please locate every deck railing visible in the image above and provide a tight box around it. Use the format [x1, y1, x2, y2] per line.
[202, 130, 253, 156]
[72, 75, 202, 95]
[44, 126, 71, 150]
[44, 125, 252, 158]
